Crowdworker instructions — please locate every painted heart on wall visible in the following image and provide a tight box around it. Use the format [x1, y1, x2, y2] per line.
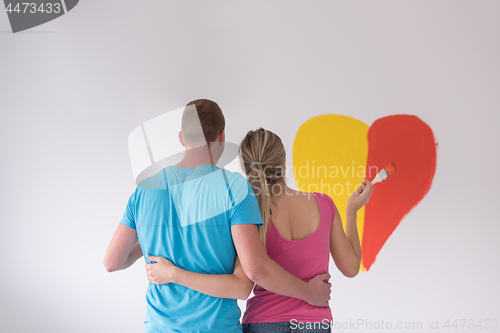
[293, 114, 437, 271]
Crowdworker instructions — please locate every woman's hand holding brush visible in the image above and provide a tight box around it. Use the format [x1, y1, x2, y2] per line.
[347, 178, 374, 213]
[346, 162, 395, 212]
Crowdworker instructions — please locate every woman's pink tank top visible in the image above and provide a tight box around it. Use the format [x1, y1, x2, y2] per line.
[242, 192, 335, 324]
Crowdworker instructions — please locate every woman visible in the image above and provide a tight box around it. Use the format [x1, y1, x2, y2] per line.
[146, 128, 373, 332]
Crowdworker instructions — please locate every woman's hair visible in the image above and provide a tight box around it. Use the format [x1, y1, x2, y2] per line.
[239, 128, 286, 249]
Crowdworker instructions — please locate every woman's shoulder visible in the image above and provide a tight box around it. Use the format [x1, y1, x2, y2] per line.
[285, 189, 329, 202]
[286, 190, 334, 211]
[310, 192, 337, 217]
[294, 190, 334, 204]
[314, 192, 335, 203]
[286, 191, 336, 226]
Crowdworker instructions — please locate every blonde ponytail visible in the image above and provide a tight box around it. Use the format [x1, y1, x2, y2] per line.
[239, 128, 286, 250]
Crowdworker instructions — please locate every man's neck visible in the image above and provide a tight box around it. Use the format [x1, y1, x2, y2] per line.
[175, 145, 216, 169]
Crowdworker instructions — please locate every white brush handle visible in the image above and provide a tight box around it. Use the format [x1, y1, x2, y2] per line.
[370, 173, 383, 185]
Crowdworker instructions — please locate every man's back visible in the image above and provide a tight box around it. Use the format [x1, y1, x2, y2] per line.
[120, 165, 263, 333]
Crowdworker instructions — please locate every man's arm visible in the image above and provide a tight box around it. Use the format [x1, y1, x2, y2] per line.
[103, 224, 142, 272]
[231, 224, 331, 307]
[146, 255, 254, 300]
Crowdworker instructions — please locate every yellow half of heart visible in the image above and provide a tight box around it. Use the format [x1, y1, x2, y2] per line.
[293, 115, 369, 271]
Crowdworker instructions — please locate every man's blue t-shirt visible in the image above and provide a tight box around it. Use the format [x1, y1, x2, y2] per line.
[120, 165, 263, 333]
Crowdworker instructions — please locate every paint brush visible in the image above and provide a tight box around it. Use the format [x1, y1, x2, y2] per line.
[370, 163, 397, 185]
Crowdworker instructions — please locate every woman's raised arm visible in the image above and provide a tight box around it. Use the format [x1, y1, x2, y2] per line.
[330, 178, 373, 277]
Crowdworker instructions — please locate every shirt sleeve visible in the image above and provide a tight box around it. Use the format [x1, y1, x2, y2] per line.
[120, 189, 137, 230]
[320, 192, 337, 226]
[229, 178, 264, 227]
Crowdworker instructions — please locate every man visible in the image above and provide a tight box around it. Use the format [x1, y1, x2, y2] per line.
[103, 99, 331, 332]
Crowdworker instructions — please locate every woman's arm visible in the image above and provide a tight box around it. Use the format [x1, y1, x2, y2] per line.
[330, 178, 373, 278]
[145, 255, 254, 300]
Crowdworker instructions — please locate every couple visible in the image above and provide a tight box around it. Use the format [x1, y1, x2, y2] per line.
[104, 99, 374, 333]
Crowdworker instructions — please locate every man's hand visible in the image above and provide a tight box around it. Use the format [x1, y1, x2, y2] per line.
[146, 255, 178, 285]
[305, 273, 332, 307]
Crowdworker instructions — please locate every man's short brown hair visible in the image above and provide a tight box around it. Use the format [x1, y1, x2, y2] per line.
[182, 99, 225, 146]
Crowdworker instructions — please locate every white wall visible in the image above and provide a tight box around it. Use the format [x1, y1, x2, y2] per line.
[1, 1, 499, 332]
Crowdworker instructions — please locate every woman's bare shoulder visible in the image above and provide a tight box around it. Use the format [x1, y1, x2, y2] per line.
[282, 188, 317, 206]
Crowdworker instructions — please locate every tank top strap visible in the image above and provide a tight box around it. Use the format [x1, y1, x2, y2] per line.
[312, 192, 336, 230]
